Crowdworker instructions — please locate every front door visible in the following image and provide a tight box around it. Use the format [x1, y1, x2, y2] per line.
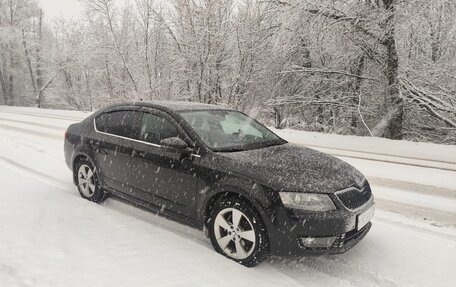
[129, 111, 199, 219]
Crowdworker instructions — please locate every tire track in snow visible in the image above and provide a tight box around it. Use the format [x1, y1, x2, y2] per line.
[333, 152, 456, 172]
[0, 109, 86, 121]
[0, 155, 70, 191]
[373, 210, 456, 241]
[303, 143, 456, 166]
[270, 254, 399, 287]
[0, 116, 67, 131]
[375, 198, 456, 229]
[0, 122, 62, 140]
[368, 176, 456, 199]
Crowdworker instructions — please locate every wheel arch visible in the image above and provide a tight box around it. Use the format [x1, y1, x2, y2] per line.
[202, 188, 271, 233]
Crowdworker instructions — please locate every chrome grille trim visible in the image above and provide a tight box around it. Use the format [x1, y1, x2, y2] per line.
[335, 181, 372, 210]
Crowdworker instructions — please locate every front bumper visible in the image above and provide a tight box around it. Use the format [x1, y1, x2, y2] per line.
[265, 196, 374, 256]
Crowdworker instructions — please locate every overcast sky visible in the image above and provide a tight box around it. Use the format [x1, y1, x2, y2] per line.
[38, 0, 83, 19]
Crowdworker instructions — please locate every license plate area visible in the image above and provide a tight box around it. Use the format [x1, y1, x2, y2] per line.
[357, 204, 375, 230]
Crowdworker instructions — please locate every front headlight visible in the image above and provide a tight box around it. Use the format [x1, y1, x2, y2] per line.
[279, 192, 336, 212]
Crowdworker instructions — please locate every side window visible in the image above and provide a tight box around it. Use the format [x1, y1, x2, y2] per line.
[95, 111, 139, 138]
[95, 113, 107, 132]
[140, 113, 179, 144]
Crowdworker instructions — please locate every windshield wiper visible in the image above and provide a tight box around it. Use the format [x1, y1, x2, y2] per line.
[216, 147, 246, 152]
[259, 140, 285, 149]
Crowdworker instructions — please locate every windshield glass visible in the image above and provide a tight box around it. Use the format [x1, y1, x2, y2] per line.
[179, 110, 286, 152]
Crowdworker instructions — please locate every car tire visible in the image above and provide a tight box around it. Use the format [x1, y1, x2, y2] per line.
[74, 158, 108, 203]
[208, 196, 269, 267]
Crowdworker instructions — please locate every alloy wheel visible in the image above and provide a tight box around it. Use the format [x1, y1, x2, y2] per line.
[213, 208, 256, 260]
[78, 164, 96, 198]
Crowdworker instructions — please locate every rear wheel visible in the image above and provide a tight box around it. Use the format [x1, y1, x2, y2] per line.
[75, 158, 108, 203]
[209, 197, 269, 267]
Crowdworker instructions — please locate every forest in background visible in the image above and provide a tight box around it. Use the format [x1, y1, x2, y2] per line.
[0, 0, 455, 144]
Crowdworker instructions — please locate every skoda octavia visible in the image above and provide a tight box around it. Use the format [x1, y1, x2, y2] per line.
[64, 101, 374, 267]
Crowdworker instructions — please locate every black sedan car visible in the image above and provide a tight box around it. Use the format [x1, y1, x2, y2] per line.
[64, 101, 374, 267]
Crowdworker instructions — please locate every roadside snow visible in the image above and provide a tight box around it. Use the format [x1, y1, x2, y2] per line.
[272, 128, 456, 164]
[339, 156, 456, 192]
[372, 185, 456, 213]
[0, 166, 303, 287]
[1, 166, 456, 287]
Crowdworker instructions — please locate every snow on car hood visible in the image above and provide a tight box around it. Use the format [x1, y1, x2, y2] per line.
[218, 143, 365, 193]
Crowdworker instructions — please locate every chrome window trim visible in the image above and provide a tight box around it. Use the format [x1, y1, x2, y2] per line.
[93, 117, 201, 158]
[93, 118, 161, 148]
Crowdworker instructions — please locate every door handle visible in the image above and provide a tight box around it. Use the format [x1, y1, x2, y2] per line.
[98, 147, 108, 155]
[92, 141, 108, 155]
[131, 150, 145, 157]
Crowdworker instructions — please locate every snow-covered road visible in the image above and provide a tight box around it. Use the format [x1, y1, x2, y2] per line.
[1, 106, 455, 287]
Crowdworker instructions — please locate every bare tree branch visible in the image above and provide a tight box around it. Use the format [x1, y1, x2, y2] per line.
[279, 67, 381, 82]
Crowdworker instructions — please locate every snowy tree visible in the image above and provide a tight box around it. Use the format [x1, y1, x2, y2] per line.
[0, 0, 454, 143]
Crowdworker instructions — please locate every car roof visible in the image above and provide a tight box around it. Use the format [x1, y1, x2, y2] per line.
[114, 101, 233, 112]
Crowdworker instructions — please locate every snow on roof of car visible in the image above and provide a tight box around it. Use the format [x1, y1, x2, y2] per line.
[123, 100, 233, 112]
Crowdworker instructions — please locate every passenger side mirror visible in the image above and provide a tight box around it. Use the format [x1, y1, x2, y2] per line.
[160, 137, 189, 150]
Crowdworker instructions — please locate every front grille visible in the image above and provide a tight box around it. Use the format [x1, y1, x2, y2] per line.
[336, 181, 372, 210]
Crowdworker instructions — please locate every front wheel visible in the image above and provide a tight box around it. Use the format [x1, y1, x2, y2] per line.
[208, 197, 269, 267]
[75, 158, 108, 203]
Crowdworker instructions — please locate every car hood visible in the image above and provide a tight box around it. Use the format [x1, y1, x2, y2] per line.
[217, 143, 365, 193]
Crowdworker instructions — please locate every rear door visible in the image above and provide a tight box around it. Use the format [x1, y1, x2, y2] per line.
[129, 110, 199, 218]
[93, 110, 140, 193]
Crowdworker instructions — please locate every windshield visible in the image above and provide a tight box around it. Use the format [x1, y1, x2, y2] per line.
[179, 110, 286, 152]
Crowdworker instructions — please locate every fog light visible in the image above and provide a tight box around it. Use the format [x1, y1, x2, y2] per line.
[299, 236, 336, 248]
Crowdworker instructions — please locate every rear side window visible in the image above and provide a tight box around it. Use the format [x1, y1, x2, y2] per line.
[140, 113, 179, 144]
[95, 111, 139, 138]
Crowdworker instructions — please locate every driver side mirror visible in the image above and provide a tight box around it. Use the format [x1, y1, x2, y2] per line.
[160, 137, 189, 150]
